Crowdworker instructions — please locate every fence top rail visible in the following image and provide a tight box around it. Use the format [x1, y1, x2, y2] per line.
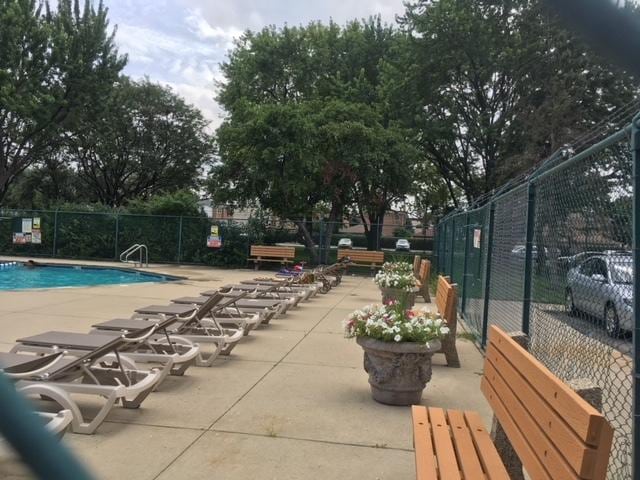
[530, 124, 631, 183]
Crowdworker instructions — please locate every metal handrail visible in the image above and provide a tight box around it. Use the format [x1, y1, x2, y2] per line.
[119, 244, 148, 267]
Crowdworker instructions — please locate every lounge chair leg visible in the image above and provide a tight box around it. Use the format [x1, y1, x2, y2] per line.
[19, 383, 117, 435]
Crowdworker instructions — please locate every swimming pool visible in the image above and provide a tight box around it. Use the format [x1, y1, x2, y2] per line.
[0, 263, 176, 291]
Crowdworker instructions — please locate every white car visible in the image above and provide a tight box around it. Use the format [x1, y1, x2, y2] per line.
[395, 239, 411, 251]
[337, 238, 353, 249]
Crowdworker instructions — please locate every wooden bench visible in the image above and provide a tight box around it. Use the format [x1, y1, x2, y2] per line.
[416, 259, 431, 303]
[413, 255, 422, 277]
[337, 249, 384, 271]
[249, 245, 295, 270]
[412, 326, 614, 480]
[434, 275, 459, 367]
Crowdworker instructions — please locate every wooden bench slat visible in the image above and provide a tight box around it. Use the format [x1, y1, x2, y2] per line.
[435, 276, 456, 323]
[250, 246, 295, 257]
[412, 406, 438, 480]
[337, 249, 384, 265]
[480, 379, 554, 480]
[485, 345, 598, 476]
[488, 326, 606, 447]
[463, 412, 510, 480]
[447, 410, 485, 480]
[413, 255, 422, 276]
[483, 360, 584, 480]
[592, 424, 615, 480]
[428, 408, 462, 480]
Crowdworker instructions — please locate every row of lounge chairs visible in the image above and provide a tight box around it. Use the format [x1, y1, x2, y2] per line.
[0, 259, 349, 437]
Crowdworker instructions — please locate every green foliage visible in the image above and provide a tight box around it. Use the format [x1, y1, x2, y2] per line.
[0, 0, 126, 203]
[393, 227, 413, 238]
[212, 19, 418, 258]
[399, 0, 638, 203]
[68, 78, 213, 206]
[126, 191, 203, 217]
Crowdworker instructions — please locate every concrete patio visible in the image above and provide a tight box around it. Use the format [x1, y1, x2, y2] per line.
[0, 260, 491, 479]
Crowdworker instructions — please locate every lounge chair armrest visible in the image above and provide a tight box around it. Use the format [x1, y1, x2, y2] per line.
[121, 325, 158, 343]
[4, 352, 67, 379]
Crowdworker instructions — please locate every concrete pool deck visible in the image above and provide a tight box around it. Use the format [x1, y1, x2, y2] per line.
[0, 258, 492, 479]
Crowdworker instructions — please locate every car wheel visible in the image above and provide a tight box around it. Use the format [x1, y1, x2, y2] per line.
[565, 289, 576, 315]
[604, 303, 621, 338]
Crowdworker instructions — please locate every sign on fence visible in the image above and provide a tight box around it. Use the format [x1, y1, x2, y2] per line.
[12, 217, 41, 245]
[207, 225, 222, 248]
[473, 228, 481, 249]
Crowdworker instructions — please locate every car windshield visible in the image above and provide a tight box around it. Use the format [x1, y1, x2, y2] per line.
[610, 260, 633, 284]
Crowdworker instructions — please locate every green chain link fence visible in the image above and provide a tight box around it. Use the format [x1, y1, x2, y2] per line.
[0, 212, 435, 269]
[434, 116, 639, 479]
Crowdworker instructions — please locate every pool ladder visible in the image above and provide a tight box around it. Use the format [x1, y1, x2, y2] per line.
[120, 244, 149, 268]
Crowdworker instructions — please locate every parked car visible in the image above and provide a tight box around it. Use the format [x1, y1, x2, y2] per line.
[395, 238, 411, 251]
[511, 244, 547, 260]
[565, 253, 632, 337]
[337, 238, 353, 249]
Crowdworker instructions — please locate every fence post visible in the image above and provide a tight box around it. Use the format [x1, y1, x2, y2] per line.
[521, 181, 537, 336]
[449, 217, 456, 276]
[114, 213, 119, 260]
[461, 213, 471, 315]
[177, 216, 183, 263]
[631, 113, 640, 480]
[52, 210, 58, 257]
[434, 222, 440, 272]
[481, 202, 495, 348]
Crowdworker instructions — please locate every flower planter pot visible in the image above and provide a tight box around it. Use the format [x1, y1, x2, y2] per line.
[379, 287, 418, 308]
[356, 336, 441, 406]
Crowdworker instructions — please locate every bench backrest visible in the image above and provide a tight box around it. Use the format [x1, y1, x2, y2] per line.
[413, 255, 422, 277]
[435, 275, 456, 324]
[337, 249, 384, 263]
[481, 326, 613, 480]
[417, 260, 431, 285]
[250, 245, 295, 258]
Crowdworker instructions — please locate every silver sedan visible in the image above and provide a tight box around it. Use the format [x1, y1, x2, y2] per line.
[565, 254, 632, 337]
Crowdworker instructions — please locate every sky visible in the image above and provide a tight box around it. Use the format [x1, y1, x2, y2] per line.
[103, 0, 407, 131]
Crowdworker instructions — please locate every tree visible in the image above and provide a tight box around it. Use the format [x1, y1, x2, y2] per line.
[398, 0, 638, 203]
[0, 0, 126, 204]
[212, 19, 418, 259]
[68, 78, 213, 206]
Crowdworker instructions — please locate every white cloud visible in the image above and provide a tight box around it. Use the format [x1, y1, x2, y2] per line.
[185, 8, 243, 50]
[164, 81, 223, 131]
[105, 0, 407, 126]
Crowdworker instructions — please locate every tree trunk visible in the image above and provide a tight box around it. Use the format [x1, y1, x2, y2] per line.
[365, 208, 386, 251]
[294, 220, 319, 264]
[319, 203, 343, 264]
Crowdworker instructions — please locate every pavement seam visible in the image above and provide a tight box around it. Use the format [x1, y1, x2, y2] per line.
[151, 278, 364, 479]
[207, 428, 414, 453]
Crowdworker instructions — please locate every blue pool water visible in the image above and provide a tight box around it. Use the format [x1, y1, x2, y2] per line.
[0, 263, 174, 290]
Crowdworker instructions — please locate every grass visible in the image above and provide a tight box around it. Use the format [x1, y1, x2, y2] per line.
[456, 331, 479, 342]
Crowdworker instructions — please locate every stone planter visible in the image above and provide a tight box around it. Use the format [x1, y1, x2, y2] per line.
[379, 287, 418, 308]
[356, 336, 441, 406]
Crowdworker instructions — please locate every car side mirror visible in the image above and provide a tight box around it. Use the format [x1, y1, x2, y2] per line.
[591, 274, 606, 283]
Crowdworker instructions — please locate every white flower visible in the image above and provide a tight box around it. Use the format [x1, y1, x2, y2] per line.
[394, 334, 402, 342]
[440, 326, 450, 335]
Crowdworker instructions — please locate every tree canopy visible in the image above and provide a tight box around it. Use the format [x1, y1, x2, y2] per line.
[212, 19, 419, 258]
[0, 0, 126, 203]
[397, 0, 638, 204]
